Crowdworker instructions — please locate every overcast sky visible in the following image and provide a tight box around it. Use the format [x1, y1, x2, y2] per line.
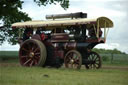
[0, 0, 128, 53]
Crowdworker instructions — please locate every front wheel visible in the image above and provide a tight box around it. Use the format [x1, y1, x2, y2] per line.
[85, 51, 101, 69]
[64, 50, 82, 69]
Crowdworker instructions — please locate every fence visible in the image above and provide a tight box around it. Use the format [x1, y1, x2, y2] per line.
[100, 53, 128, 65]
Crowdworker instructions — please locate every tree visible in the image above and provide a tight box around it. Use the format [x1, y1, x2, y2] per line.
[0, 0, 69, 45]
[34, 0, 69, 9]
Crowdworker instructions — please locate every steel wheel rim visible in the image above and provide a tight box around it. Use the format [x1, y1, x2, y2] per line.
[86, 52, 101, 69]
[19, 40, 42, 67]
[64, 50, 82, 69]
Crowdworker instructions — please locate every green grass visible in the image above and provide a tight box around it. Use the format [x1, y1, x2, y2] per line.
[0, 51, 18, 60]
[0, 51, 18, 56]
[103, 61, 128, 66]
[0, 51, 128, 85]
[0, 64, 128, 85]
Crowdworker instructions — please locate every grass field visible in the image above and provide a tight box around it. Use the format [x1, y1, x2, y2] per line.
[0, 51, 18, 57]
[0, 51, 128, 85]
[0, 62, 128, 85]
[0, 51, 18, 60]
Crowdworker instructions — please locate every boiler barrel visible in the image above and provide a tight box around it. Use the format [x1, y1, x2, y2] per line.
[64, 43, 90, 49]
[77, 43, 90, 48]
[46, 12, 87, 19]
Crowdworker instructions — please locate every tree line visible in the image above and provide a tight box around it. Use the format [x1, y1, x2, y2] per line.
[93, 48, 126, 54]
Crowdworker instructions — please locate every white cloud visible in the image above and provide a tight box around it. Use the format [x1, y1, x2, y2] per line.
[87, 7, 126, 18]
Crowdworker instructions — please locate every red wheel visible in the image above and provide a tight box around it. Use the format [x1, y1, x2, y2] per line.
[19, 39, 47, 67]
[85, 51, 101, 69]
[64, 50, 82, 69]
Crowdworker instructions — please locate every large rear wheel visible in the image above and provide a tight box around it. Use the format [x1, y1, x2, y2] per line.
[19, 39, 47, 67]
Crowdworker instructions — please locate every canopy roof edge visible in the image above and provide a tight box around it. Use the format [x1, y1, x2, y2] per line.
[11, 17, 113, 29]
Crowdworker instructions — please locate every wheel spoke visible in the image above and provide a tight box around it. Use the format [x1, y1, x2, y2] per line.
[23, 59, 31, 65]
[95, 64, 99, 68]
[33, 48, 39, 52]
[95, 63, 100, 65]
[34, 52, 40, 55]
[34, 55, 39, 59]
[34, 56, 40, 62]
[68, 53, 73, 59]
[74, 59, 79, 64]
[69, 56, 72, 60]
[22, 47, 29, 52]
[89, 64, 92, 69]
[21, 55, 27, 58]
[65, 58, 70, 63]
[93, 64, 97, 68]
[92, 55, 96, 61]
[73, 54, 77, 59]
[95, 58, 99, 61]
[30, 60, 34, 67]
[95, 60, 100, 63]
[32, 46, 35, 51]
[91, 54, 94, 60]
[94, 56, 98, 61]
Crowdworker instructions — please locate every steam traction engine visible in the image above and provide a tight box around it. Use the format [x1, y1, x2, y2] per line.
[12, 12, 113, 69]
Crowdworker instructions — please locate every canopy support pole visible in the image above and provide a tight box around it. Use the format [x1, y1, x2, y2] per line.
[97, 20, 99, 38]
[106, 26, 110, 37]
[104, 21, 106, 40]
[93, 24, 96, 35]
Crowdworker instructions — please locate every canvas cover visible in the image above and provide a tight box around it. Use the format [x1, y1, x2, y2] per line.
[12, 17, 113, 29]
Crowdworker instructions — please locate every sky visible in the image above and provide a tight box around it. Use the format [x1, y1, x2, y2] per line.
[0, 0, 128, 53]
